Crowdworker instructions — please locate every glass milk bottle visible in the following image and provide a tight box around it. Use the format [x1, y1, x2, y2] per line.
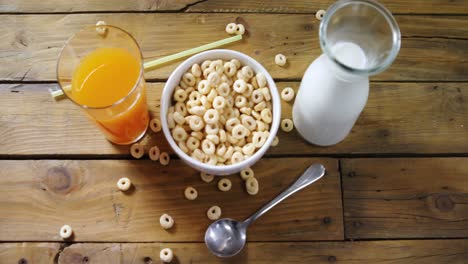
[293, 0, 401, 146]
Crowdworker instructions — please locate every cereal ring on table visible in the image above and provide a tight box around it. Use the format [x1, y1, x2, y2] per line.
[201, 172, 215, 183]
[117, 177, 132, 191]
[261, 108, 272, 124]
[167, 113, 176, 129]
[256, 73, 267, 88]
[184, 186, 198, 200]
[173, 111, 186, 125]
[219, 129, 227, 142]
[235, 95, 247, 108]
[222, 146, 234, 160]
[216, 82, 230, 97]
[186, 136, 200, 151]
[207, 72, 221, 86]
[178, 140, 189, 154]
[95, 21, 107, 36]
[240, 107, 252, 115]
[226, 117, 240, 131]
[207, 88, 217, 102]
[235, 24, 245, 35]
[225, 23, 237, 34]
[240, 167, 254, 180]
[218, 178, 232, 192]
[232, 124, 249, 139]
[223, 62, 237, 77]
[233, 79, 247, 93]
[231, 59, 241, 69]
[216, 143, 227, 156]
[254, 101, 266, 112]
[207, 205, 222, 220]
[172, 126, 188, 142]
[188, 115, 204, 131]
[251, 89, 264, 104]
[191, 149, 205, 161]
[275, 53, 287, 66]
[241, 115, 257, 131]
[201, 60, 212, 71]
[212, 96, 226, 110]
[60, 225, 73, 239]
[250, 76, 259, 89]
[191, 131, 203, 141]
[242, 143, 255, 156]
[271, 136, 279, 147]
[175, 102, 187, 116]
[316, 9, 326, 20]
[281, 119, 294, 132]
[252, 131, 267, 148]
[159, 152, 170, 166]
[160, 248, 173, 263]
[231, 151, 244, 164]
[130, 143, 145, 159]
[204, 109, 219, 125]
[174, 88, 188, 102]
[246, 177, 259, 195]
[281, 87, 295, 102]
[203, 154, 217, 165]
[149, 146, 160, 161]
[160, 213, 174, 229]
[183, 72, 196, 86]
[243, 84, 254, 97]
[206, 134, 220, 144]
[191, 63, 202, 77]
[198, 80, 211, 95]
[241, 66, 254, 80]
[209, 60, 224, 74]
[202, 139, 216, 155]
[205, 123, 219, 135]
[150, 118, 162, 133]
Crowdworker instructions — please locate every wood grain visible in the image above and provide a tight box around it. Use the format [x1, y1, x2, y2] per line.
[0, 158, 342, 242]
[2, 0, 467, 14]
[342, 158, 468, 239]
[0, 14, 467, 82]
[2, 82, 468, 156]
[0, 243, 60, 263]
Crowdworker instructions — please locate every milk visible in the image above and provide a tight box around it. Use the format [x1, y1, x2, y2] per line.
[293, 42, 369, 146]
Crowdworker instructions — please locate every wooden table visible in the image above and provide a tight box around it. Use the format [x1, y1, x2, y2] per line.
[1, 1, 467, 263]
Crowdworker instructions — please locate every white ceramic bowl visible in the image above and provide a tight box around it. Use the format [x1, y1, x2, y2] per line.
[160, 49, 281, 175]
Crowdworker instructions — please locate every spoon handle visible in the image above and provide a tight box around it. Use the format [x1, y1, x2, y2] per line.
[243, 163, 326, 227]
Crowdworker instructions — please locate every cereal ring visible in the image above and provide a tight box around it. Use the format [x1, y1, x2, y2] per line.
[205, 123, 219, 135]
[184, 186, 198, 200]
[202, 139, 216, 155]
[237, 70, 249, 82]
[252, 131, 267, 148]
[201, 172, 215, 183]
[198, 80, 211, 95]
[261, 108, 272, 124]
[167, 113, 175, 129]
[117, 177, 132, 191]
[187, 115, 204, 131]
[242, 143, 255, 156]
[316, 9, 326, 20]
[217, 82, 230, 97]
[207, 88, 217, 102]
[60, 225, 73, 239]
[250, 76, 259, 89]
[246, 177, 259, 195]
[226, 117, 240, 131]
[275, 54, 287, 66]
[159, 152, 170, 166]
[95, 21, 107, 36]
[186, 136, 200, 151]
[256, 121, 266, 133]
[223, 146, 234, 160]
[225, 23, 237, 34]
[183, 72, 196, 86]
[271, 136, 279, 147]
[281, 119, 294, 132]
[207, 205, 222, 220]
[150, 118, 162, 133]
[178, 140, 189, 154]
[218, 178, 232, 192]
[201, 60, 212, 71]
[191, 149, 205, 161]
[241, 115, 256, 131]
[207, 72, 221, 86]
[254, 101, 266, 112]
[251, 89, 264, 104]
[240, 107, 252, 115]
[172, 126, 188, 142]
[235, 95, 247, 108]
[160, 214, 174, 229]
[203, 67, 213, 79]
[180, 80, 189, 89]
[235, 24, 245, 35]
[240, 167, 254, 180]
[206, 134, 220, 144]
[190, 131, 203, 140]
[191, 63, 202, 77]
[212, 96, 226, 110]
[262, 87, 271, 101]
[204, 109, 219, 125]
[281, 87, 295, 102]
[223, 62, 237, 77]
[231, 151, 244, 164]
[216, 143, 227, 156]
[219, 129, 227, 142]
[233, 79, 247, 93]
[232, 124, 248, 139]
[149, 146, 160, 161]
[160, 248, 173, 263]
[188, 91, 201, 103]
[173, 111, 186, 125]
[210, 60, 224, 74]
[189, 105, 206, 117]
[130, 143, 145, 159]
[231, 59, 241, 69]
[256, 73, 267, 88]
[203, 154, 217, 165]
[175, 102, 187, 116]
[174, 88, 188, 102]
[243, 84, 254, 97]
[241, 66, 254, 80]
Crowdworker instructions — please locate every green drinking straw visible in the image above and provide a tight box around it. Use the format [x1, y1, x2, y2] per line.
[52, 34, 243, 100]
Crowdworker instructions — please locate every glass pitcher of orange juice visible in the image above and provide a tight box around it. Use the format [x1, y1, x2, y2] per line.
[57, 25, 149, 145]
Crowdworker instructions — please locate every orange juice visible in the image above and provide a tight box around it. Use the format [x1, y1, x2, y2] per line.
[71, 47, 149, 144]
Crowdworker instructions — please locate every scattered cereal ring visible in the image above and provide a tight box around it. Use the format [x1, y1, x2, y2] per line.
[160, 214, 174, 229]
[60, 225, 73, 239]
[160, 248, 173, 263]
[271, 136, 279, 147]
[95, 21, 107, 36]
[275, 53, 287, 66]
[207, 205, 222, 220]
[117, 177, 132, 191]
[184, 186, 198, 200]
[150, 118, 162, 133]
[160, 152, 170, 166]
[281, 87, 295, 102]
[201, 172, 215, 183]
[316, 9, 326, 20]
[130, 143, 145, 159]
[246, 177, 259, 195]
[281, 119, 294, 132]
[218, 178, 232, 192]
[149, 146, 160, 161]
[225, 23, 237, 34]
[240, 167, 254, 180]
[235, 24, 245, 35]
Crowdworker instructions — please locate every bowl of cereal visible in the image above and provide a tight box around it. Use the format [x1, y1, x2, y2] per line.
[160, 49, 281, 175]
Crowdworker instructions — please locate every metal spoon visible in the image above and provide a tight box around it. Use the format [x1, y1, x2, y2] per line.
[205, 163, 326, 257]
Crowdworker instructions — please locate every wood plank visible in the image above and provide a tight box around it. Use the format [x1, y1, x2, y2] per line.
[0, 243, 60, 263]
[0, 14, 466, 82]
[342, 158, 468, 239]
[0, 158, 342, 241]
[56, 240, 468, 263]
[2, 82, 468, 156]
[2, 0, 467, 14]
